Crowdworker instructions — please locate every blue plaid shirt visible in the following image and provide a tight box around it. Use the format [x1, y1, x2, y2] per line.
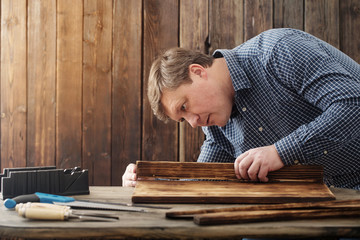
[198, 28, 360, 190]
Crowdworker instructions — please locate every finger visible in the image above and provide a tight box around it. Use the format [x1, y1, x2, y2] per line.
[124, 172, 137, 181]
[238, 155, 253, 180]
[258, 165, 269, 182]
[234, 152, 249, 179]
[247, 160, 260, 181]
[234, 158, 240, 179]
[123, 180, 136, 187]
[127, 163, 137, 173]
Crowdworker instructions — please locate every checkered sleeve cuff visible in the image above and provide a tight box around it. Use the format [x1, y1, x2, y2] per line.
[274, 133, 306, 166]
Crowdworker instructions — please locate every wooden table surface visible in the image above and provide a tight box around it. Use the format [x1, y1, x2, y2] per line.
[0, 186, 359, 239]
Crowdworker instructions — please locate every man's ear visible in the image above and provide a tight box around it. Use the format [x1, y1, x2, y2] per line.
[189, 64, 207, 79]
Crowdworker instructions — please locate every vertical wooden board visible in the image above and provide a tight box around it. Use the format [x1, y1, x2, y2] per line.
[27, 0, 56, 167]
[1, 0, 27, 169]
[142, 0, 179, 162]
[340, 0, 360, 64]
[209, 0, 244, 54]
[305, 0, 339, 48]
[83, 0, 112, 185]
[244, 0, 273, 41]
[0, 0, 1, 171]
[56, 0, 83, 169]
[274, 0, 304, 30]
[112, 0, 142, 185]
[179, 0, 208, 162]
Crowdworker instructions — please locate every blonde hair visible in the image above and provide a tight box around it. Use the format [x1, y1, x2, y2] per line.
[147, 47, 214, 122]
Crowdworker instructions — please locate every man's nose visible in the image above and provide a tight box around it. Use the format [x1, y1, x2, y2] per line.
[184, 114, 199, 128]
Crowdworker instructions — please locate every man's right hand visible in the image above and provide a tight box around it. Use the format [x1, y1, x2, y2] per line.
[122, 163, 137, 187]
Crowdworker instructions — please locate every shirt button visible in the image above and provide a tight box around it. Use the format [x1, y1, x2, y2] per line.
[324, 150, 328, 155]
[258, 127, 263, 132]
[242, 107, 247, 112]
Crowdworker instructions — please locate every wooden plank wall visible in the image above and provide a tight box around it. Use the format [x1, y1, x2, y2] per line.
[0, 0, 359, 186]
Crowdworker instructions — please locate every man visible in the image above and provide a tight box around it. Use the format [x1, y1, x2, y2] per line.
[123, 28, 360, 190]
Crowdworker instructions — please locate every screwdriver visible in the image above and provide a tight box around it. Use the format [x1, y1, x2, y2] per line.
[16, 202, 119, 221]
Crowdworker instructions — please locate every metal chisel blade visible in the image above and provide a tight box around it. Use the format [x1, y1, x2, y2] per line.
[54, 201, 147, 212]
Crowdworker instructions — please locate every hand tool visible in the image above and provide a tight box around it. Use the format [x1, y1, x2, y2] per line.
[4, 192, 147, 212]
[0, 166, 89, 199]
[16, 202, 119, 221]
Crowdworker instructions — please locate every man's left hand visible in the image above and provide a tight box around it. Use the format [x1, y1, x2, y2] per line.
[234, 145, 284, 182]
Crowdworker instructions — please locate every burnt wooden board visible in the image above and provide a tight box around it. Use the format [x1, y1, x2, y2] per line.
[136, 161, 324, 182]
[132, 180, 335, 204]
[132, 161, 335, 204]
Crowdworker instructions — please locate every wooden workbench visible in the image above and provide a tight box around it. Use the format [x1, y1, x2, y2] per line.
[0, 186, 359, 239]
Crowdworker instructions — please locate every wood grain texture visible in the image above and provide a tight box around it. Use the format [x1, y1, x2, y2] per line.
[244, 0, 273, 41]
[274, 0, 304, 29]
[179, 0, 208, 162]
[194, 208, 360, 226]
[27, 0, 56, 167]
[0, 187, 359, 239]
[142, 0, 179, 161]
[340, 0, 360, 64]
[305, 0, 340, 48]
[1, 0, 27, 169]
[209, 0, 244, 54]
[133, 161, 334, 204]
[132, 180, 335, 204]
[56, 0, 83, 169]
[112, 0, 142, 185]
[166, 199, 360, 219]
[0, 0, 359, 188]
[83, 0, 112, 185]
[136, 161, 325, 182]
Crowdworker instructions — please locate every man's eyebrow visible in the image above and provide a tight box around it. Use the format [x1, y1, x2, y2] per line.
[172, 100, 185, 122]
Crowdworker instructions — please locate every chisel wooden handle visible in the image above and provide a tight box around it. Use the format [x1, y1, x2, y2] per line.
[194, 208, 360, 226]
[18, 207, 70, 220]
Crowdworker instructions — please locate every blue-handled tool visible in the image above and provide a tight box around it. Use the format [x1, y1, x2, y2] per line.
[4, 192, 150, 212]
[4, 192, 75, 209]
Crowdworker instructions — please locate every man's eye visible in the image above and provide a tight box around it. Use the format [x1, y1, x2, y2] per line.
[181, 104, 186, 111]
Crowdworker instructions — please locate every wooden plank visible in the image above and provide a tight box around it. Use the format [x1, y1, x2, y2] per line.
[0, 187, 359, 239]
[244, 0, 273, 41]
[56, 0, 83, 169]
[167, 199, 360, 219]
[194, 208, 360, 226]
[83, 0, 112, 185]
[134, 162, 335, 204]
[340, 0, 360, 64]
[274, 0, 304, 30]
[305, 0, 340, 48]
[132, 180, 335, 204]
[142, 0, 179, 162]
[209, 0, 244, 54]
[1, 0, 27, 169]
[112, 0, 142, 185]
[179, 0, 208, 162]
[27, 0, 56, 167]
[136, 161, 325, 182]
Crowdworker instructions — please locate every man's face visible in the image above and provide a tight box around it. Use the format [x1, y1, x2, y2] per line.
[160, 67, 234, 128]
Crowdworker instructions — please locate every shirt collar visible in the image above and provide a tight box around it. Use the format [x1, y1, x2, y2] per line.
[213, 49, 252, 92]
